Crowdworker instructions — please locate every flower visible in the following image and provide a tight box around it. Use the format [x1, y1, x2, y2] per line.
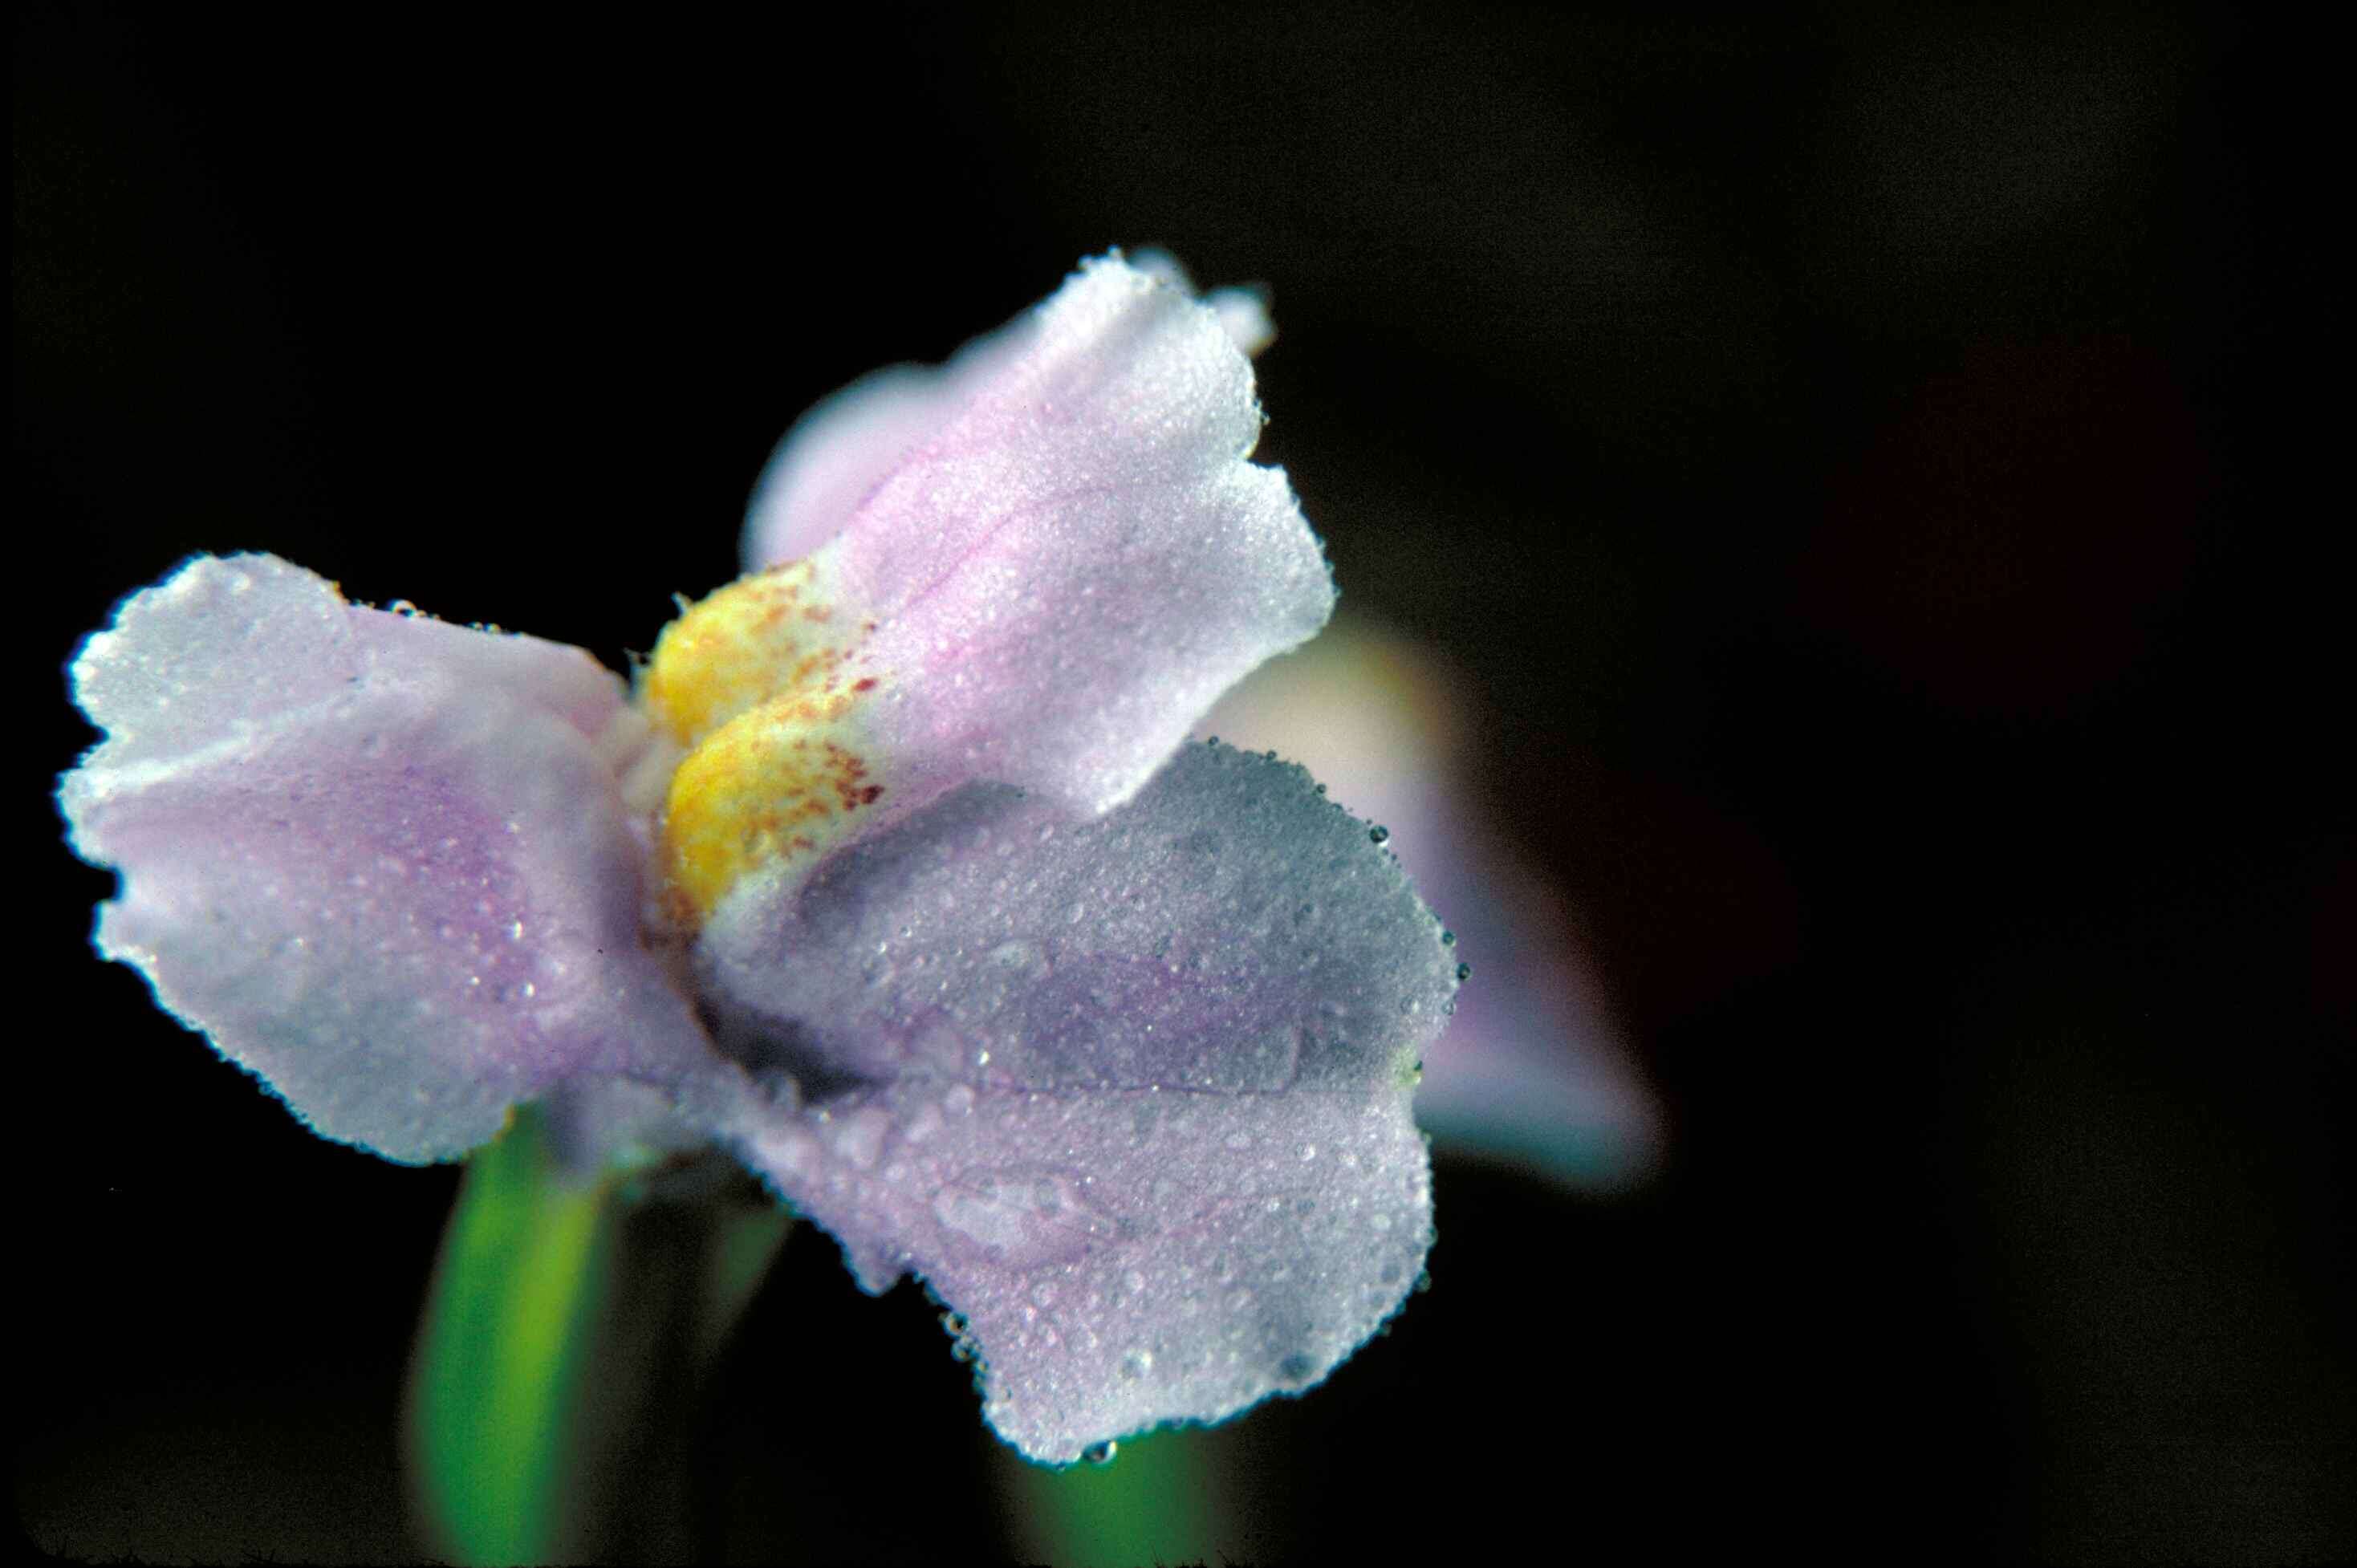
[59, 255, 1460, 1464]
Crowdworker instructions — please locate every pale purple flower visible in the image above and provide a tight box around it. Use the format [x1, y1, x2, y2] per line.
[59, 256, 1457, 1464]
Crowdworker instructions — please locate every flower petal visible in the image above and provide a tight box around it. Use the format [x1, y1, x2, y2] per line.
[741, 254, 1333, 822]
[742, 353, 1022, 574]
[742, 253, 1277, 575]
[61, 554, 715, 1164]
[700, 741, 1454, 1461]
[1198, 622, 1664, 1188]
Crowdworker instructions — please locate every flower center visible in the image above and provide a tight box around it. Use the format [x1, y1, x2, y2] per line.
[642, 555, 884, 924]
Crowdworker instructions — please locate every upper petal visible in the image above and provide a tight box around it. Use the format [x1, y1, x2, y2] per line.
[741, 252, 1277, 576]
[61, 554, 717, 1164]
[697, 741, 1456, 1461]
[742, 351, 1024, 575]
[732, 255, 1333, 829]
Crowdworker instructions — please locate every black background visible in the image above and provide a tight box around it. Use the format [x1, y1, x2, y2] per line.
[18, 5, 2350, 1563]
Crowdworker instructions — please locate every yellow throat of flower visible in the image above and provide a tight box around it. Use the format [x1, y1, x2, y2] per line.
[641, 557, 883, 925]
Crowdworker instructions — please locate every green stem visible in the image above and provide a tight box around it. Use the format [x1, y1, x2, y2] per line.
[999, 1427, 1228, 1568]
[403, 1107, 792, 1565]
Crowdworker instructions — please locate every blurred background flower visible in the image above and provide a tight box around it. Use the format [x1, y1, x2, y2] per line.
[22, 5, 2348, 1564]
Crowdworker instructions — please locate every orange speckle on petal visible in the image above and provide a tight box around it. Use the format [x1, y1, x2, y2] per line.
[643, 559, 855, 746]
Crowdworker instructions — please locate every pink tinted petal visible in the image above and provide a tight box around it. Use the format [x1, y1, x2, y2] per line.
[743, 365, 960, 570]
[62, 555, 716, 1164]
[852, 455, 1325, 820]
[746, 254, 1331, 820]
[742, 323, 1034, 573]
[700, 742, 1454, 1461]
[741, 252, 1275, 578]
[1198, 622, 1664, 1188]
[843, 258, 1331, 816]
